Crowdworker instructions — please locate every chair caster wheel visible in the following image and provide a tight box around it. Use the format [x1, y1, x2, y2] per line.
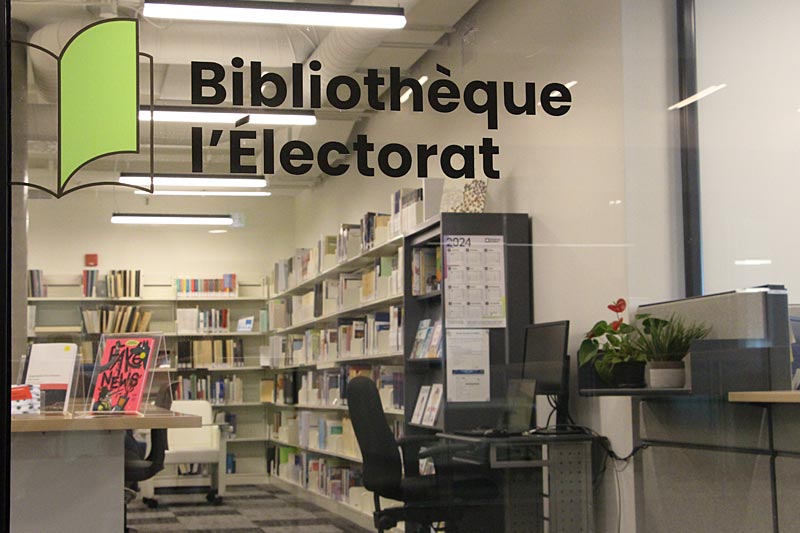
[206, 490, 222, 505]
[143, 497, 159, 509]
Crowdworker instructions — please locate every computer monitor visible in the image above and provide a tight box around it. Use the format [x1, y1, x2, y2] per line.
[521, 320, 570, 427]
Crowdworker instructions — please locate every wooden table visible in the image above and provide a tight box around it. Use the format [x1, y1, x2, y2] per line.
[728, 390, 800, 403]
[11, 407, 201, 533]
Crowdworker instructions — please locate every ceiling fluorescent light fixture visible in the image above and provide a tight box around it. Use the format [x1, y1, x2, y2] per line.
[139, 106, 316, 126]
[134, 190, 272, 197]
[119, 173, 267, 188]
[668, 84, 727, 111]
[143, 0, 406, 29]
[111, 213, 234, 226]
[400, 76, 429, 104]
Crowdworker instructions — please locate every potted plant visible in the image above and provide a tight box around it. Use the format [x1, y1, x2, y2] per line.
[579, 298, 647, 388]
[634, 314, 710, 388]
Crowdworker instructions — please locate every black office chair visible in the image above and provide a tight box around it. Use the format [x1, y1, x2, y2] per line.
[124, 428, 166, 530]
[347, 376, 499, 532]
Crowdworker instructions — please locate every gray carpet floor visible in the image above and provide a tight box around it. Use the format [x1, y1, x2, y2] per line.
[126, 484, 374, 532]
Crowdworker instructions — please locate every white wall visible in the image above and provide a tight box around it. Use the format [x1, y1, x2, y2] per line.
[27, 189, 296, 285]
[696, 0, 800, 300]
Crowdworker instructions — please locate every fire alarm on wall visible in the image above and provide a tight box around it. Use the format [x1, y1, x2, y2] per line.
[85, 254, 98, 267]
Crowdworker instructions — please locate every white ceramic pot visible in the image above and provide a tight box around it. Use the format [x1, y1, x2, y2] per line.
[646, 361, 685, 388]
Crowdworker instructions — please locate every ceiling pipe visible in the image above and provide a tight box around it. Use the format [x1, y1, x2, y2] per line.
[298, 0, 419, 105]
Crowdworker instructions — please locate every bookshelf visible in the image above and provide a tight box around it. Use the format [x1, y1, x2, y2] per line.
[403, 213, 533, 435]
[27, 274, 273, 481]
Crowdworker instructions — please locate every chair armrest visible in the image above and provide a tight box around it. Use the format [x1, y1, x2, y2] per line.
[418, 443, 473, 459]
[397, 435, 440, 477]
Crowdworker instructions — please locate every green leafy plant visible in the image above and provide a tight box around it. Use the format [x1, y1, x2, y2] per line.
[633, 313, 710, 363]
[578, 298, 646, 384]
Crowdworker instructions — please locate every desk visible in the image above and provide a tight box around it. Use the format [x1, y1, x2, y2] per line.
[11, 407, 201, 533]
[438, 432, 594, 533]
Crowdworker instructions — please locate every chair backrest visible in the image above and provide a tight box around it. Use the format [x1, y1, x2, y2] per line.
[168, 400, 218, 450]
[347, 376, 402, 497]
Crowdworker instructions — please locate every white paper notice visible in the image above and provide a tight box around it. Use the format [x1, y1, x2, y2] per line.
[443, 235, 506, 328]
[446, 329, 490, 402]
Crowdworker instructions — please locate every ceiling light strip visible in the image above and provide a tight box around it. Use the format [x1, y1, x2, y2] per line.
[134, 190, 271, 197]
[111, 213, 234, 226]
[143, 0, 406, 29]
[138, 107, 316, 126]
[119, 174, 267, 188]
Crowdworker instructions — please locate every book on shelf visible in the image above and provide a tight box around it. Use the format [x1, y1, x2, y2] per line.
[317, 235, 338, 273]
[424, 321, 443, 359]
[338, 273, 362, 309]
[388, 305, 403, 352]
[321, 279, 339, 316]
[365, 312, 391, 355]
[377, 365, 404, 410]
[337, 318, 366, 358]
[27, 269, 46, 297]
[260, 377, 276, 403]
[410, 319, 432, 359]
[22, 343, 79, 414]
[337, 223, 362, 263]
[89, 335, 160, 413]
[273, 258, 291, 294]
[421, 383, 443, 426]
[268, 298, 290, 330]
[411, 385, 431, 424]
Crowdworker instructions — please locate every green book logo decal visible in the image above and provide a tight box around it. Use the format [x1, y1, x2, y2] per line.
[12, 19, 153, 198]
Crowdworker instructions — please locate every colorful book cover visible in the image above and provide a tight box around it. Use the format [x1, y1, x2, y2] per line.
[89, 335, 159, 413]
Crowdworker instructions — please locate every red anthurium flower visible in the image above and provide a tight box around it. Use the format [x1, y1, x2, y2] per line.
[607, 298, 627, 314]
[610, 319, 623, 331]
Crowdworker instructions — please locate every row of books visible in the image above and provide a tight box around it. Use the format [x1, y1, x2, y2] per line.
[175, 273, 237, 298]
[270, 188, 418, 296]
[265, 307, 402, 367]
[176, 307, 232, 334]
[390, 186, 424, 237]
[175, 373, 245, 404]
[271, 410, 359, 460]
[270, 249, 403, 331]
[107, 269, 142, 298]
[81, 269, 99, 297]
[176, 338, 245, 368]
[410, 319, 443, 359]
[272, 446, 364, 505]
[81, 305, 152, 334]
[411, 246, 442, 295]
[360, 212, 390, 251]
[27, 269, 46, 297]
[260, 364, 403, 411]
